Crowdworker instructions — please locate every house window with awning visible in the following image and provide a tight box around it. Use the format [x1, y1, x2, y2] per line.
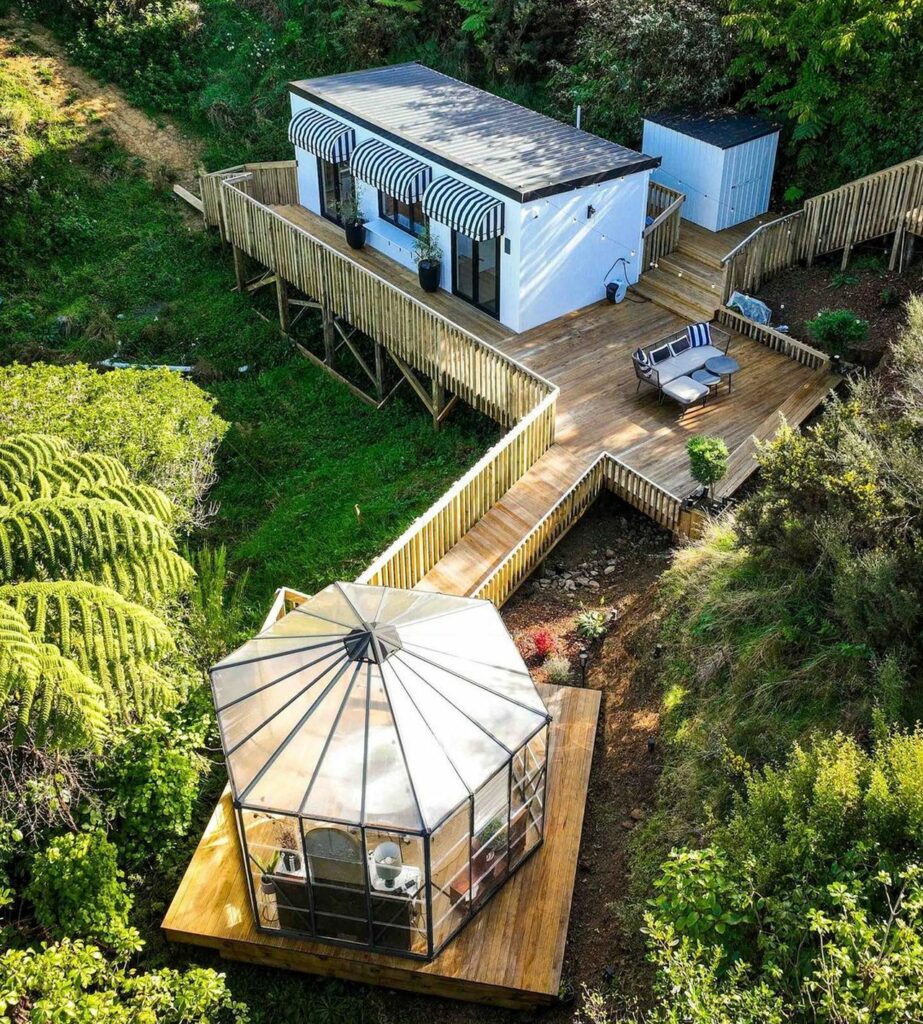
[288, 107, 358, 226]
[350, 139, 432, 239]
[424, 176, 504, 318]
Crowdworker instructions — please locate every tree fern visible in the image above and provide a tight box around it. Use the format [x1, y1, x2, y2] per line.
[0, 434, 192, 747]
[0, 581, 178, 720]
[0, 600, 105, 747]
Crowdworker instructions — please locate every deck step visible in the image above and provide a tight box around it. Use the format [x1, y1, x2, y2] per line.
[674, 222, 732, 269]
[631, 268, 718, 323]
[656, 251, 724, 295]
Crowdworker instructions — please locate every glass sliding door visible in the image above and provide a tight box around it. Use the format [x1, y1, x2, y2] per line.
[452, 231, 500, 319]
[318, 158, 354, 225]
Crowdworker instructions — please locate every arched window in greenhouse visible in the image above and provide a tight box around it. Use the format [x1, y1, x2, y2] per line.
[209, 582, 551, 960]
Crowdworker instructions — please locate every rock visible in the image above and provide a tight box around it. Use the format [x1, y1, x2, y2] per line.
[587, 580, 600, 589]
[605, 548, 615, 557]
[629, 807, 645, 821]
[564, 580, 576, 591]
[604, 565, 616, 575]
[574, 576, 590, 586]
[620, 819, 635, 830]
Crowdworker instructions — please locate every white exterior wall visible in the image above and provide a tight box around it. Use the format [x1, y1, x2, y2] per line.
[290, 93, 650, 333]
[642, 119, 778, 232]
[716, 130, 778, 231]
[516, 172, 649, 333]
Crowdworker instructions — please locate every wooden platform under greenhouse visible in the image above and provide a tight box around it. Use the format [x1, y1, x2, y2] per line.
[162, 682, 600, 1009]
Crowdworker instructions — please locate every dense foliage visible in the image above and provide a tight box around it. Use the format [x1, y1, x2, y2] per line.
[646, 730, 923, 1021]
[806, 308, 870, 355]
[24, 0, 922, 193]
[0, 434, 190, 747]
[27, 830, 140, 954]
[0, 365, 226, 530]
[0, 939, 248, 1023]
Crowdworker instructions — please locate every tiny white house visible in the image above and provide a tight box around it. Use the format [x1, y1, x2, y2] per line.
[288, 63, 659, 333]
[642, 112, 779, 232]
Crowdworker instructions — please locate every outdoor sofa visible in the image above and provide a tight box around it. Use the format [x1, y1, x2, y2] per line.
[632, 322, 731, 411]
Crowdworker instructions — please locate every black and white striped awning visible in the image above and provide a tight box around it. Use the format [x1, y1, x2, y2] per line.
[350, 139, 432, 203]
[423, 176, 505, 241]
[288, 108, 355, 164]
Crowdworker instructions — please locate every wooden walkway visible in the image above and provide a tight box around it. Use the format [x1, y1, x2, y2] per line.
[162, 681, 600, 1009]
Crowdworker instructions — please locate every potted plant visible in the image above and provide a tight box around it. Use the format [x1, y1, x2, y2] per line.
[278, 826, 302, 874]
[413, 224, 442, 293]
[335, 187, 366, 250]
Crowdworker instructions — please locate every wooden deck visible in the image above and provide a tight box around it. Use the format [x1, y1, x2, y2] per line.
[163, 682, 600, 1009]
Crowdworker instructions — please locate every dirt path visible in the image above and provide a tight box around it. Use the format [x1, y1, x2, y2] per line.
[3, 10, 203, 183]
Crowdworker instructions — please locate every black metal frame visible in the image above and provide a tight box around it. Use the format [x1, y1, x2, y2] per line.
[377, 190, 427, 239]
[233, 718, 552, 962]
[451, 229, 501, 319]
[317, 156, 354, 226]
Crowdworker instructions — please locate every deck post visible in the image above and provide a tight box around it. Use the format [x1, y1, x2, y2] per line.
[231, 245, 247, 293]
[275, 276, 290, 333]
[374, 342, 385, 401]
[431, 379, 446, 431]
[322, 305, 335, 365]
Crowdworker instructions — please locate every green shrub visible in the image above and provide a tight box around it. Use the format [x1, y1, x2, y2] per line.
[0, 939, 249, 1023]
[184, 544, 250, 670]
[806, 308, 869, 355]
[646, 730, 923, 1022]
[545, 654, 572, 683]
[0, 364, 226, 531]
[686, 435, 729, 497]
[98, 717, 206, 868]
[27, 831, 140, 955]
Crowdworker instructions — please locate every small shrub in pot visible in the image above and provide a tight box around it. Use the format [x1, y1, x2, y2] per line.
[413, 224, 442, 293]
[335, 187, 366, 249]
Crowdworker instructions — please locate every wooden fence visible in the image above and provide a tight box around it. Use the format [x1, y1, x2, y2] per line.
[219, 171, 554, 427]
[717, 306, 829, 370]
[200, 162, 298, 238]
[642, 182, 685, 270]
[720, 156, 923, 302]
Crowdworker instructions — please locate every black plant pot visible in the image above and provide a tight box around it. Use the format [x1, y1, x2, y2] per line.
[417, 259, 441, 293]
[344, 222, 366, 250]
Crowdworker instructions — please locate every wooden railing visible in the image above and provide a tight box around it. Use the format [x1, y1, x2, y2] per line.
[473, 457, 606, 606]
[201, 162, 298, 238]
[472, 453, 685, 606]
[717, 307, 829, 370]
[720, 156, 923, 301]
[800, 158, 923, 267]
[356, 390, 557, 590]
[642, 182, 685, 270]
[720, 210, 804, 301]
[219, 171, 554, 427]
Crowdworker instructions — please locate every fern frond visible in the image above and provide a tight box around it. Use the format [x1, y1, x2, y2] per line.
[0, 497, 188, 597]
[0, 434, 75, 493]
[0, 600, 106, 748]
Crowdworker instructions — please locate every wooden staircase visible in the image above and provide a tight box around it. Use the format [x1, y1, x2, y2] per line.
[632, 222, 727, 321]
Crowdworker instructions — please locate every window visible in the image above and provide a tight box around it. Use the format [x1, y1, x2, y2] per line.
[378, 192, 427, 238]
[318, 158, 354, 225]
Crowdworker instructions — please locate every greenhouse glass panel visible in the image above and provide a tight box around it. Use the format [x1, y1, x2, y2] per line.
[430, 803, 472, 950]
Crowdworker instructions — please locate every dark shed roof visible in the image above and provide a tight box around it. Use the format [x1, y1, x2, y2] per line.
[290, 63, 659, 202]
[644, 110, 779, 150]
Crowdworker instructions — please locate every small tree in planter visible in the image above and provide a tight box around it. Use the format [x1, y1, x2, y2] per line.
[686, 435, 729, 501]
[413, 224, 443, 293]
[335, 186, 366, 250]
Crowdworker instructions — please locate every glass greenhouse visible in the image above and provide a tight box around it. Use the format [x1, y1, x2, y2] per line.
[209, 582, 552, 960]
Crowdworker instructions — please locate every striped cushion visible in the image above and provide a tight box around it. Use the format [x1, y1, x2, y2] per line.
[633, 348, 653, 378]
[688, 322, 713, 348]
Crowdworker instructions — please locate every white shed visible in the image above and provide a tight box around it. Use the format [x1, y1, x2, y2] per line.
[642, 111, 779, 232]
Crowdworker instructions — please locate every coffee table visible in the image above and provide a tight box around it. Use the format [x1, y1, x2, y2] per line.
[704, 355, 740, 393]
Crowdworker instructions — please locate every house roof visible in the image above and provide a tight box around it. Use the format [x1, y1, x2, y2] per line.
[289, 63, 659, 202]
[644, 110, 779, 150]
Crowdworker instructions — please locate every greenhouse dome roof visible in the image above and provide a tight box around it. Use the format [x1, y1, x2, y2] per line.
[210, 582, 550, 833]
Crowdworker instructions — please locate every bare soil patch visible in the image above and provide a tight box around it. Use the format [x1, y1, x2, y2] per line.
[757, 255, 921, 364]
[2, 10, 203, 184]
